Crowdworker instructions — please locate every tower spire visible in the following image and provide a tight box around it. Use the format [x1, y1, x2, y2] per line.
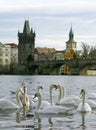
[69, 25, 74, 42]
[23, 20, 30, 34]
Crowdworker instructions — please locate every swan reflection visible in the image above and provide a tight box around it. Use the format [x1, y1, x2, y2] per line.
[16, 108, 27, 123]
[79, 112, 91, 130]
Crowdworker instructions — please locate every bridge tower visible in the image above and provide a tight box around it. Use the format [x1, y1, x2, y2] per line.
[18, 20, 36, 65]
[66, 26, 77, 53]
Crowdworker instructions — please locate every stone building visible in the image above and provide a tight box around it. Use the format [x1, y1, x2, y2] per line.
[18, 20, 35, 65]
[5, 43, 18, 64]
[0, 43, 11, 73]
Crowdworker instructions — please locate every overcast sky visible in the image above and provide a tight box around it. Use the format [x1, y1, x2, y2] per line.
[0, 0, 96, 50]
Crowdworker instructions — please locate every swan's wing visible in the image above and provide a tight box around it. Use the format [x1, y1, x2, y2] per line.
[77, 102, 92, 112]
[41, 100, 50, 109]
[88, 93, 96, 99]
[37, 105, 72, 114]
[0, 99, 19, 109]
[87, 100, 96, 109]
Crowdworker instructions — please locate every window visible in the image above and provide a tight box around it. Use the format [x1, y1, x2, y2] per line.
[5, 49, 8, 51]
[0, 59, 2, 64]
[5, 59, 8, 63]
[5, 53, 8, 57]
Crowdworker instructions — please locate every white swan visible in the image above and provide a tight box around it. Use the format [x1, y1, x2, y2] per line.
[31, 84, 58, 110]
[29, 86, 44, 109]
[56, 85, 81, 107]
[33, 92, 72, 115]
[77, 89, 92, 113]
[0, 82, 30, 110]
[16, 83, 30, 111]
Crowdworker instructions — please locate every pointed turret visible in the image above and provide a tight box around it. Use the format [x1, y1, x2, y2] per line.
[31, 28, 33, 33]
[69, 26, 74, 42]
[23, 20, 30, 34]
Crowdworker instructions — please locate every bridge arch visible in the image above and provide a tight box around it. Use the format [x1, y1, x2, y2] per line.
[51, 62, 72, 75]
[59, 64, 71, 75]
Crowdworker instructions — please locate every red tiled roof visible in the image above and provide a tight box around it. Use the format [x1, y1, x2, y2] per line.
[5, 43, 18, 48]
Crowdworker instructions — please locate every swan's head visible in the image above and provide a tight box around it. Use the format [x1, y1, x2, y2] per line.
[33, 92, 40, 99]
[38, 86, 43, 90]
[56, 85, 62, 90]
[80, 89, 86, 98]
[22, 82, 27, 87]
[50, 84, 58, 90]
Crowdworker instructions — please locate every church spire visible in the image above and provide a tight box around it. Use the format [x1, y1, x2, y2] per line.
[23, 20, 30, 34]
[69, 25, 74, 42]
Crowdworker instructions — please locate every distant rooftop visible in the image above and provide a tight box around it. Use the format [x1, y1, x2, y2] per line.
[5, 43, 18, 48]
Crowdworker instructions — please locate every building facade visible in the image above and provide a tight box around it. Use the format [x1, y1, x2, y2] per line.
[18, 20, 35, 65]
[0, 43, 11, 73]
[5, 43, 18, 64]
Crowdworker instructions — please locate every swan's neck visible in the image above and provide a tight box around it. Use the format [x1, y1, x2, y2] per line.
[82, 92, 86, 107]
[23, 89, 26, 106]
[62, 86, 66, 99]
[37, 87, 40, 93]
[50, 86, 53, 105]
[23, 88, 30, 111]
[58, 86, 62, 102]
[16, 89, 23, 107]
[37, 93, 42, 110]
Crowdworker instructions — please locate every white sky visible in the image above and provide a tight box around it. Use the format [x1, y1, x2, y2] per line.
[0, 0, 96, 50]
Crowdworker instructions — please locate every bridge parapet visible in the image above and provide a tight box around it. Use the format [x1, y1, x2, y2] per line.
[28, 59, 96, 75]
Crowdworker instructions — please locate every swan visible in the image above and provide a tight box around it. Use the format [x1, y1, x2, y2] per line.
[56, 85, 81, 107]
[77, 89, 92, 113]
[33, 92, 73, 115]
[31, 84, 58, 110]
[16, 83, 30, 112]
[29, 86, 44, 109]
[40, 84, 59, 108]
[0, 81, 30, 110]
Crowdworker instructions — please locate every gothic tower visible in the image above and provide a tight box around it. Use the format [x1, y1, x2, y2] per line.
[18, 20, 35, 64]
[66, 26, 77, 52]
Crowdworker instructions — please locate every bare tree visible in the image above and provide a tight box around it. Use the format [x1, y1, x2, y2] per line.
[81, 42, 90, 59]
[89, 45, 96, 59]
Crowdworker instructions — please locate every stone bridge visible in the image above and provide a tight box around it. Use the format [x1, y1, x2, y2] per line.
[27, 59, 96, 75]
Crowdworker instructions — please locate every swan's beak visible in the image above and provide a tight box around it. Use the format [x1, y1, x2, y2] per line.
[33, 93, 37, 99]
[54, 85, 58, 90]
[41, 86, 43, 89]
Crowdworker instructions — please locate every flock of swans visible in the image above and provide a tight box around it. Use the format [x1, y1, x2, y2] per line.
[1, 81, 96, 115]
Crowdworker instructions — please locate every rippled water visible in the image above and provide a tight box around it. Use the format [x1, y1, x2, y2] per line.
[0, 75, 96, 130]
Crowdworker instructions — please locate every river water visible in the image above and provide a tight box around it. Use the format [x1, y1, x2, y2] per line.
[0, 75, 96, 130]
